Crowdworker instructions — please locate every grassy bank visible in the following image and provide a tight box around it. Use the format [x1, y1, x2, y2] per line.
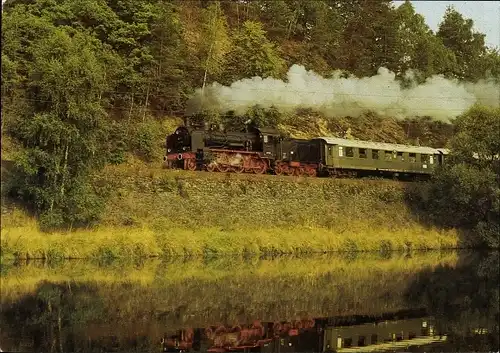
[1, 157, 459, 260]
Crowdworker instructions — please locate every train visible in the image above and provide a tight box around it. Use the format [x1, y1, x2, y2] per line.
[160, 316, 443, 352]
[164, 118, 449, 180]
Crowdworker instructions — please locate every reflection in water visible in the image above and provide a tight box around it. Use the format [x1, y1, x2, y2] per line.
[160, 315, 443, 352]
[0, 251, 498, 352]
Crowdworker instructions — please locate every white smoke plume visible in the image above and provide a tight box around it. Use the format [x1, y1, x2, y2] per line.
[186, 65, 500, 122]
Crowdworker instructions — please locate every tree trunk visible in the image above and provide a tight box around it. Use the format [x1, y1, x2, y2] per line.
[143, 85, 149, 122]
[60, 144, 69, 198]
[128, 93, 135, 122]
[201, 41, 215, 109]
[236, 2, 239, 25]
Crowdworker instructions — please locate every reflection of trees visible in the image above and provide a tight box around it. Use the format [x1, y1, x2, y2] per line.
[405, 252, 499, 352]
[1, 281, 111, 353]
[1, 254, 460, 352]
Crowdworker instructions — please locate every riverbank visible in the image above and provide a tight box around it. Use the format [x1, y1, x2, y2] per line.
[1, 158, 459, 261]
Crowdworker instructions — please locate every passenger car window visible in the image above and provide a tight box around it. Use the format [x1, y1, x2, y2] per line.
[359, 148, 367, 158]
[338, 146, 344, 157]
[345, 147, 354, 157]
[372, 150, 379, 160]
[409, 153, 416, 163]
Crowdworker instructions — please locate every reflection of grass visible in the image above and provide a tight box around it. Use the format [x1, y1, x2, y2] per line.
[1, 251, 458, 304]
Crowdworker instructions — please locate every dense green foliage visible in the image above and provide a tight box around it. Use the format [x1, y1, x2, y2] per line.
[406, 252, 499, 351]
[1, 0, 499, 232]
[407, 106, 500, 248]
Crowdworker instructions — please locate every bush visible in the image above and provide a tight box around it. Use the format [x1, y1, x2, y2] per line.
[131, 123, 156, 162]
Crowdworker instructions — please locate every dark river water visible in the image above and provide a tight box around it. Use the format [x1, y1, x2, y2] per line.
[0, 251, 498, 353]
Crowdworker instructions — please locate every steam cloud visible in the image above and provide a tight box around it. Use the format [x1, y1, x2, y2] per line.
[186, 65, 500, 122]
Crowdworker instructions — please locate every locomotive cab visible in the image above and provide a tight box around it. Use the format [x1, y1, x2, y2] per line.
[257, 127, 282, 159]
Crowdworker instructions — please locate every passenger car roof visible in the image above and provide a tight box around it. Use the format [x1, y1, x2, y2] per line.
[314, 136, 446, 154]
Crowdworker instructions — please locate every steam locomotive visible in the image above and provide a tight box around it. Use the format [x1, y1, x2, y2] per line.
[164, 118, 449, 179]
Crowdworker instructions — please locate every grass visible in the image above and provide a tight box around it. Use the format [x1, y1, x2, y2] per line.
[1, 207, 458, 261]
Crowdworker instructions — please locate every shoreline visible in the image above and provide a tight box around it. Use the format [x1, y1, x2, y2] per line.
[1, 222, 459, 262]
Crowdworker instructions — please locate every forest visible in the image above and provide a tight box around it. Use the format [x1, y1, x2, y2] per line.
[1, 0, 499, 245]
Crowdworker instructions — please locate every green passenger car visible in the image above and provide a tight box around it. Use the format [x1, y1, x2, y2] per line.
[312, 137, 449, 177]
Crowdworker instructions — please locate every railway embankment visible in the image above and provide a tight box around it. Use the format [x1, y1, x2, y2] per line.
[1, 158, 459, 261]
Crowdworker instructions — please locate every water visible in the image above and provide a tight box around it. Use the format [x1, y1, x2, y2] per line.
[0, 251, 498, 352]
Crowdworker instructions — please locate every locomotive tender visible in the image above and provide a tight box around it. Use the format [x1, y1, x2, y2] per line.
[164, 119, 449, 179]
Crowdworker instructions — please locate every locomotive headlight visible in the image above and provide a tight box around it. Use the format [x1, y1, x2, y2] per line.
[167, 148, 171, 153]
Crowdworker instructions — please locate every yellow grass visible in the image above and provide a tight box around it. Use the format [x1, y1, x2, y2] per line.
[1, 208, 459, 261]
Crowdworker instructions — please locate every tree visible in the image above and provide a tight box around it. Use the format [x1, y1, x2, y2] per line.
[226, 20, 286, 81]
[254, 0, 295, 41]
[437, 6, 489, 81]
[257, 0, 341, 75]
[139, 2, 191, 115]
[334, 0, 399, 77]
[199, 1, 232, 90]
[410, 105, 500, 248]
[4, 20, 117, 229]
[393, 1, 457, 79]
[448, 106, 500, 170]
[482, 48, 500, 81]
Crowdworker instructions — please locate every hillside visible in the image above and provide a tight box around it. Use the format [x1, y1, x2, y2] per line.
[1, 0, 499, 232]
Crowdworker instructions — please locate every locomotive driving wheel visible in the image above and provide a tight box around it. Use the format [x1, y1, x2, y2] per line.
[206, 162, 216, 172]
[232, 164, 244, 173]
[216, 153, 230, 173]
[253, 159, 267, 174]
[274, 163, 284, 175]
[185, 158, 197, 171]
[217, 164, 229, 173]
[306, 166, 317, 177]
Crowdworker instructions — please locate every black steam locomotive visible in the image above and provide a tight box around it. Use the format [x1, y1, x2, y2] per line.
[164, 119, 320, 176]
[164, 118, 449, 178]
